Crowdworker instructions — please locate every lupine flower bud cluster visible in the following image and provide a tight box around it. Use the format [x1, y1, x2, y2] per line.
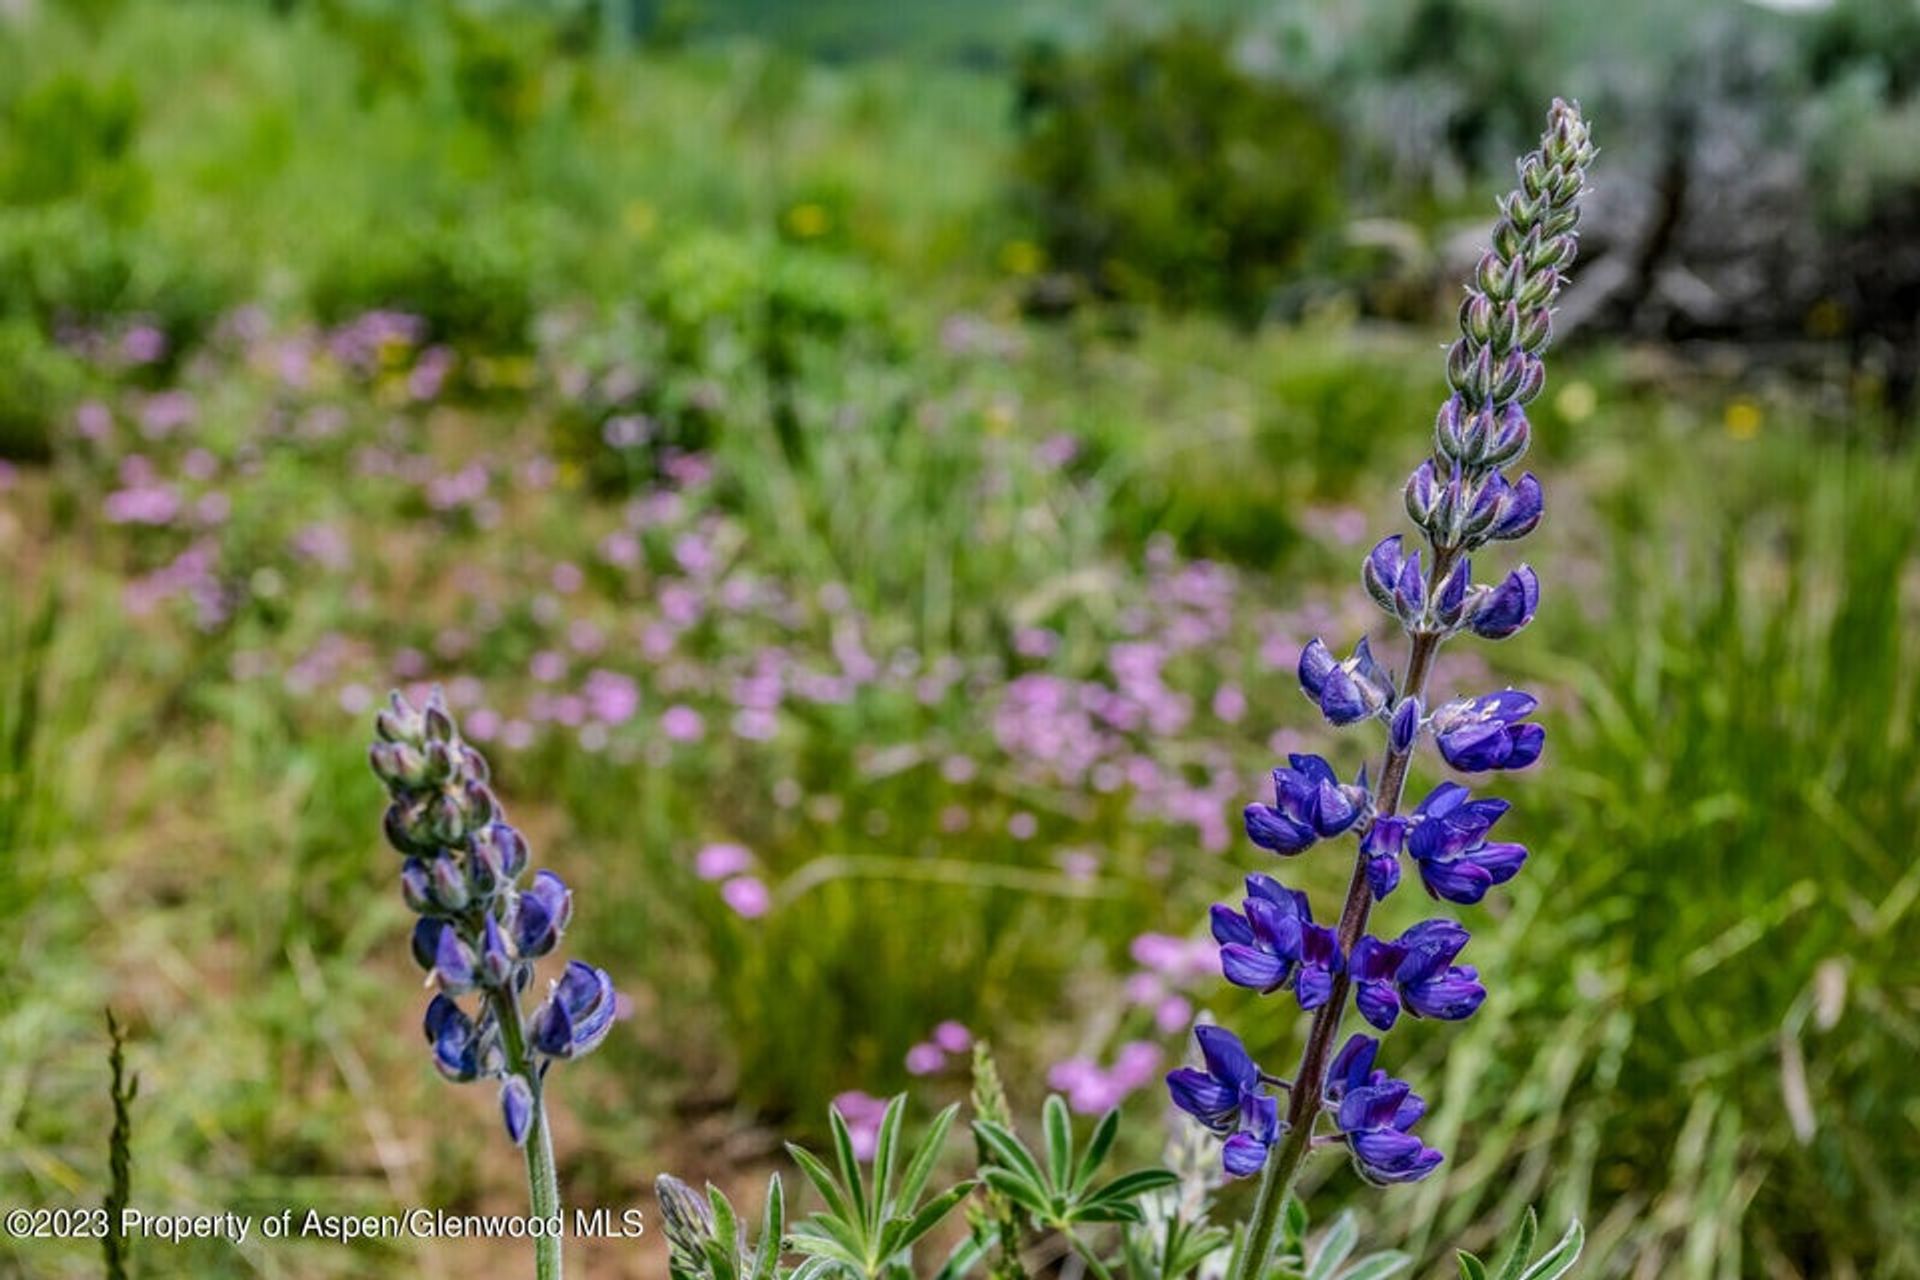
[1167, 101, 1595, 1199]
[371, 688, 616, 1144]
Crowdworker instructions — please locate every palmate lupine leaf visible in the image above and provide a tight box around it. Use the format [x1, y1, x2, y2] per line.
[787, 1095, 975, 1280]
[970, 1096, 1179, 1231]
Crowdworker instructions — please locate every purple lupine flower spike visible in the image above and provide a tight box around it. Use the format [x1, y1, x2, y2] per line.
[1169, 101, 1594, 1207]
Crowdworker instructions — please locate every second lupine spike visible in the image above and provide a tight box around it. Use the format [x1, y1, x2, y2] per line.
[370, 687, 617, 1145]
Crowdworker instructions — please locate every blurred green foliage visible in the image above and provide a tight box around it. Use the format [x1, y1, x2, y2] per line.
[1011, 23, 1343, 318]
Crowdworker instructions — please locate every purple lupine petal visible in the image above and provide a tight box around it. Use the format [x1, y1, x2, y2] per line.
[1396, 919, 1470, 973]
[1244, 803, 1315, 854]
[1338, 1081, 1413, 1134]
[411, 917, 447, 971]
[1221, 944, 1292, 990]
[1355, 980, 1402, 1030]
[1473, 840, 1529, 884]
[1165, 1068, 1239, 1131]
[1195, 1025, 1260, 1090]
[1349, 1128, 1444, 1184]
[1402, 966, 1487, 1020]
[530, 994, 575, 1057]
[1437, 724, 1509, 771]
[1417, 857, 1494, 904]
[1470, 565, 1539, 639]
[1491, 472, 1544, 541]
[500, 1075, 534, 1145]
[1326, 1034, 1378, 1100]
[1287, 754, 1339, 787]
[434, 926, 478, 994]
[1298, 638, 1335, 698]
[1363, 535, 1405, 609]
[1365, 851, 1402, 901]
[1349, 936, 1405, 982]
[1389, 698, 1421, 754]
[1505, 722, 1546, 768]
[1317, 664, 1368, 725]
[1414, 781, 1471, 821]
[1295, 966, 1335, 1010]
[1434, 557, 1471, 626]
[1210, 903, 1255, 947]
[1246, 874, 1311, 916]
[1393, 547, 1426, 621]
[479, 914, 514, 987]
[1221, 1131, 1270, 1178]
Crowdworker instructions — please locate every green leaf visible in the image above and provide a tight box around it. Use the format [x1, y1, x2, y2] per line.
[790, 1258, 835, 1280]
[1336, 1252, 1412, 1280]
[980, 1167, 1051, 1217]
[892, 1182, 977, 1255]
[1042, 1095, 1073, 1193]
[1305, 1212, 1357, 1280]
[788, 1143, 854, 1226]
[1492, 1210, 1538, 1280]
[798, 1212, 866, 1263]
[871, 1096, 908, 1229]
[1516, 1221, 1584, 1280]
[1067, 1203, 1145, 1225]
[829, 1106, 871, 1238]
[899, 1104, 960, 1211]
[1457, 1252, 1489, 1280]
[1081, 1168, 1180, 1208]
[752, 1174, 786, 1280]
[710, 1186, 742, 1280]
[1282, 1196, 1309, 1251]
[972, 1120, 1048, 1191]
[1072, 1109, 1120, 1196]
[705, 1235, 741, 1280]
[788, 1233, 863, 1268]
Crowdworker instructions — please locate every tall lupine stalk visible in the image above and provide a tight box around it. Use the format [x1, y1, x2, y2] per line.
[370, 690, 618, 1280]
[1165, 101, 1596, 1279]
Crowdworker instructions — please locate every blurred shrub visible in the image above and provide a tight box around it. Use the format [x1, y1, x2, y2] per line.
[547, 232, 904, 489]
[1010, 23, 1344, 320]
[0, 204, 233, 355]
[0, 69, 146, 218]
[309, 219, 540, 351]
[0, 323, 82, 462]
